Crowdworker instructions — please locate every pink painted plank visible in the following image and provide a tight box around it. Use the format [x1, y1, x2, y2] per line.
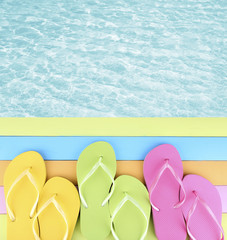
[216, 186, 227, 213]
[0, 187, 6, 214]
[0, 186, 226, 214]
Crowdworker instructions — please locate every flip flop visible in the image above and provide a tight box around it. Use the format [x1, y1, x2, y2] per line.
[3, 151, 46, 240]
[180, 174, 224, 240]
[143, 144, 187, 240]
[77, 141, 116, 240]
[33, 177, 80, 240]
[109, 175, 151, 240]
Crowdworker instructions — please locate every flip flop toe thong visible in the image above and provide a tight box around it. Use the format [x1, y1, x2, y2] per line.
[77, 141, 116, 240]
[109, 175, 151, 240]
[4, 151, 46, 240]
[143, 144, 187, 240]
[33, 177, 80, 240]
[181, 174, 224, 240]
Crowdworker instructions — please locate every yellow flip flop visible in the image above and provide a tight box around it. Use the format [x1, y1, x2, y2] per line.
[33, 177, 80, 240]
[3, 151, 46, 240]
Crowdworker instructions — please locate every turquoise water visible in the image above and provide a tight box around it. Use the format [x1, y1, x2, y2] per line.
[0, 0, 226, 117]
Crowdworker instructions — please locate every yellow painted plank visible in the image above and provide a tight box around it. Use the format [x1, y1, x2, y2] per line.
[0, 215, 6, 239]
[0, 214, 226, 239]
[0, 160, 227, 186]
[0, 118, 226, 136]
[223, 214, 227, 236]
[0, 215, 156, 240]
[72, 217, 157, 240]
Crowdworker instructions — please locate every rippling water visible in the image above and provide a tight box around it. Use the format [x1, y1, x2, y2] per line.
[0, 0, 226, 117]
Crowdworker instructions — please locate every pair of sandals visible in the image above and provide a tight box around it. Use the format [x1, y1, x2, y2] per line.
[144, 144, 224, 240]
[4, 151, 80, 240]
[77, 141, 151, 240]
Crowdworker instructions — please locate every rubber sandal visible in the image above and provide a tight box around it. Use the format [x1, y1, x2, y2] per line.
[181, 174, 225, 240]
[109, 175, 151, 240]
[143, 144, 187, 240]
[3, 151, 46, 240]
[33, 177, 80, 240]
[77, 141, 116, 240]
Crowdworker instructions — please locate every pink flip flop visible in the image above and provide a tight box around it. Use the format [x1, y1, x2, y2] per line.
[180, 174, 225, 240]
[143, 144, 187, 240]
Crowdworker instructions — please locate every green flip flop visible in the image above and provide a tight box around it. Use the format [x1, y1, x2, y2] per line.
[109, 175, 151, 240]
[77, 141, 116, 240]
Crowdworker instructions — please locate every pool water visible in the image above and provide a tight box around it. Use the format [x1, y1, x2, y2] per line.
[0, 0, 226, 117]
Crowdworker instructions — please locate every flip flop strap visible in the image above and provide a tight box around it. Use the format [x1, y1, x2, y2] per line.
[149, 159, 186, 212]
[32, 194, 69, 240]
[79, 156, 115, 208]
[6, 168, 39, 221]
[111, 193, 149, 240]
[186, 191, 225, 240]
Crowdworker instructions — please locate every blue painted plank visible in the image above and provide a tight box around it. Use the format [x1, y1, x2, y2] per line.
[0, 137, 226, 161]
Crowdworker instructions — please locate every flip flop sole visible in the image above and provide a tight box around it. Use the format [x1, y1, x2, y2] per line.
[77, 141, 116, 240]
[109, 175, 151, 240]
[143, 144, 187, 240]
[3, 151, 46, 240]
[37, 177, 80, 240]
[181, 174, 223, 240]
